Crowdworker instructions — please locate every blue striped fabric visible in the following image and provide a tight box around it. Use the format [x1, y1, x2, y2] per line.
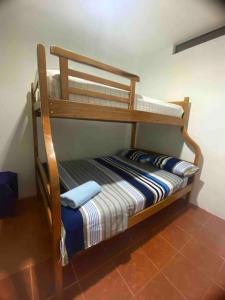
[96, 156, 170, 207]
[122, 149, 152, 163]
[150, 154, 199, 177]
[59, 155, 186, 265]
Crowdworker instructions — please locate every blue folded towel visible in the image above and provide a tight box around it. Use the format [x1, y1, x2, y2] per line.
[60, 181, 101, 209]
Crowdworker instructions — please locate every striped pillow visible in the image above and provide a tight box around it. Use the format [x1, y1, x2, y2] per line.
[120, 149, 152, 163]
[150, 154, 199, 177]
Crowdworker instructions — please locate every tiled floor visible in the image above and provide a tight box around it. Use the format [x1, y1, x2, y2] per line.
[1, 197, 225, 299]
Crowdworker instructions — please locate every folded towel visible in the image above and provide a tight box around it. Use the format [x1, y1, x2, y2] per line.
[60, 181, 101, 209]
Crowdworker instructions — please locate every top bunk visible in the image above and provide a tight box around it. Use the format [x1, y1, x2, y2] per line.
[32, 44, 189, 126]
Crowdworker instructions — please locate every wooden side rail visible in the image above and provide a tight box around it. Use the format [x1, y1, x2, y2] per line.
[36, 157, 51, 202]
[48, 99, 185, 126]
[50, 45, 139, 110]
[36, 175, 53, 228]
[50, 46, 140, 81]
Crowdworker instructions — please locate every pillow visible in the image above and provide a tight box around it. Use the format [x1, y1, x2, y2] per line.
[150, 154, 199, 177]
[120, 149, 152, 163]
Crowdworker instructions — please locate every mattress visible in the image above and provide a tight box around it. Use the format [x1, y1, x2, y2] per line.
[40, 70, 184, 118]
[59, 155, 188, 265]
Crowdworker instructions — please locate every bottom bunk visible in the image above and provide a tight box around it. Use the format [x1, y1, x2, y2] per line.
[57, 153, 195, 265]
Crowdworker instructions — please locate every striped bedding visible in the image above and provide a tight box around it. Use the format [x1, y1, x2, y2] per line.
[59, 156, 188, 265]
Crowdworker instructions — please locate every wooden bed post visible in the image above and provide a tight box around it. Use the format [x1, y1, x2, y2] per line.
[129, 79, 137, 148]
[37, 44, 63, 299]
[180, 97, 202, 202]
[131, 123, 137, 148]
[31, 83, 41, 199]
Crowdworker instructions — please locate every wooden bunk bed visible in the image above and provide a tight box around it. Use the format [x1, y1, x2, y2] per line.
[31, 44, 201, 298]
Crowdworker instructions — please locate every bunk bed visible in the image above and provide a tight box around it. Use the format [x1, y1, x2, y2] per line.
[31, 44, 202, 298]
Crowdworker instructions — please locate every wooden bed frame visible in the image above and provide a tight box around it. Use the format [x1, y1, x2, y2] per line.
[31, 44, 201, 298]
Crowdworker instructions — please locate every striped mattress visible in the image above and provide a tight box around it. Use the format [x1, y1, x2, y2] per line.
[38, 70, 184, 118]
[59, 156, 188, 265]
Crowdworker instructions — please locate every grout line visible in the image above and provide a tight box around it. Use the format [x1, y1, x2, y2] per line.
[210, 260, 225, 291]
[136, 248, 187, 299]
[29, 266, 35, 300]
[114, 261, 136, 298]
[136, 240, 176, 288]
[173, 242, 225, 292]
[161, 267, 188, 300]
[71, 255, 112, 281]
[110, 241, 159, 298]
[70, 261, 79, 284]
[175, 232, 225, 293]
[70, 262, 86, 300]
[103, 237, 135, 259]
[190, 232, 225, 264]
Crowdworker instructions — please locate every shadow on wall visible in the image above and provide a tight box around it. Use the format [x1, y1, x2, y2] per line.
[2, 93, 36, 198]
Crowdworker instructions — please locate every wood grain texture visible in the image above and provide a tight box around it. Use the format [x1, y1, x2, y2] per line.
[50, 45, 140, 81]
[129, 80, 136, 109]
[31, 83, 40, 198]
[59, 57, 69, 99]
[37, 173, 53, 228]
[36, 157, 50, 202]
[49, 99, 185, 126]
[37, 44, 62, 299]
[68, 69, 130, 91]
[181, 128, 202, 166]
[131, 123, 137, 148]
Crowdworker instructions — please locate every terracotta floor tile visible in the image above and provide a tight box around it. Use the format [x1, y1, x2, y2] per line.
[157, 198, 189, 222]
[128, 217, 159, 242]
[72, 243, 111, 280]
[113, 246, 157, 294]
[202, 282, 225, 300]
[1, 196, 225, 300]
[160, 223, 191, 250]
[173, 214, 203, 236]
[182, 204, 211, 225]
[0, 268, 32, 300]
[195, 227, 225, 259]
[181, 239, 224, 279]
[135, 272, 185, 300]
[162, 254, 212, 300]
[103, 230, 134, 256]
[61, 283, 84, 300]
[205, 215, 225, 239]
[0, 199, 51, 280]
[80, 261, 132, 300]
[141, 234, 177, 270]
[32, 259, 76, 300]
[214, 261, 225, 290]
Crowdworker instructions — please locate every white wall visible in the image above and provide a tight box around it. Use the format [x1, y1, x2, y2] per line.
[0, 0, 140, 198]
[1, 0, 225, 219]
[137, 36, 225, 219]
